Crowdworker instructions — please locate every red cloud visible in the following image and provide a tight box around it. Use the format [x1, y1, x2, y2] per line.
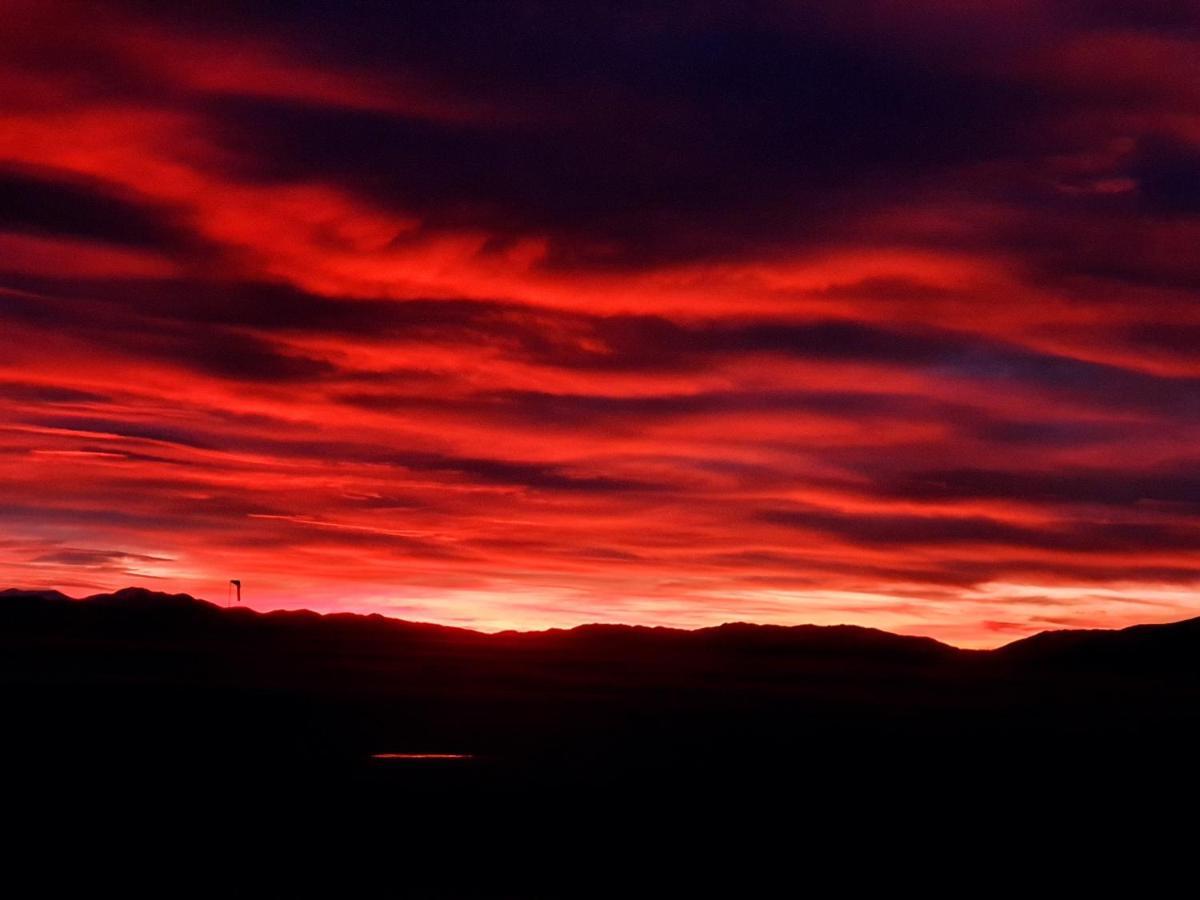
[1, 1, 1198, 646]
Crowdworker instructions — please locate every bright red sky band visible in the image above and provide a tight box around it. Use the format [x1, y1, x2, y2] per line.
[2, 1, 1199, 646]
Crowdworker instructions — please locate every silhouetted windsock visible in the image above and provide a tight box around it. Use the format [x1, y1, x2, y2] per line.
[230, 579, 241, 603]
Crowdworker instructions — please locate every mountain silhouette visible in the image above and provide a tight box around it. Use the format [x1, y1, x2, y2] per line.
[6, 584, 1200, 776]
[6, 585, 1196, 894]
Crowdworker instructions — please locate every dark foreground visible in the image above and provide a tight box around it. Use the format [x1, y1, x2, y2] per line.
[4, 587, 1197, 895]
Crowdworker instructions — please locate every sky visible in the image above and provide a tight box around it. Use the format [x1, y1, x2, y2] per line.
[1, 1, 1199, 646]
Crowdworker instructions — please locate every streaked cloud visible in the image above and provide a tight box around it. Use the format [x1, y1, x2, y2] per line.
[1, 0, 1198, 645]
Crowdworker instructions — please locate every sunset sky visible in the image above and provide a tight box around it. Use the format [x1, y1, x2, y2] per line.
[2, 1, 1199, 645]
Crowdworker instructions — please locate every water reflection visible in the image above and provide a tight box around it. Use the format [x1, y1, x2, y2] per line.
[370, 753, 475, 760]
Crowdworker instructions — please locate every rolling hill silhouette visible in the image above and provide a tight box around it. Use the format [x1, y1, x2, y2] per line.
[7, 586, 1198, 893]
[6, 585, 1200, 781]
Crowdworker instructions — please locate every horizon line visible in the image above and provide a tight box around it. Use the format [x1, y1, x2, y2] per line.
[5, 583, 1195, 654]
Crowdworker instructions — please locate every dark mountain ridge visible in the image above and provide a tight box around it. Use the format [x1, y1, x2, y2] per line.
[5, 584, 1200, 798]
[7, 584, 1196, 667]
[7, 584, 1200, 894]
[3, 583, 1157, 658]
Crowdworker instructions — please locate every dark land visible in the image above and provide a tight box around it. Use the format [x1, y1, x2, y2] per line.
[4, 586, 1196, 894]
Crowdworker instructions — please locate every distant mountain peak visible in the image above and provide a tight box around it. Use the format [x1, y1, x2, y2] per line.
[83, 586, 215, 609]
[0, 587, 72, 603]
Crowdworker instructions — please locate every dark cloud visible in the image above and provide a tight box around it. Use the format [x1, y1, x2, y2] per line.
[19, 409, 652, 494]
[171, 2, 1041, 266]
[22, 277, 496, 334]
[0, 280, 342, 383]
[1053, 1, 1200, 34]
[1130, 137, 1200, 215]
[16, 268, 1200, 415]
[1120, 322, 1200, 355]
[14, 1, 1199, 275]
[879, 467, 1200, 509]
[340, 388, 994, 444]
[0, 167, 194, 251]
[963, 418, 1132, 448]
[535, 316, 1200, 418]
[32, 547, 171, 567]
[760, 506, 1200, 553]
[174, 330, 340, 382]
[25, 415, 215, 448]
[385, 452, 652, 494]
[0, 274, 514, 351]
[0, 381, 109, 405]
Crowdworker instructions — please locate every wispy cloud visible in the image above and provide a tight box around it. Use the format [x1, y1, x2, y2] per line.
[2, 0, 1199, 644]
